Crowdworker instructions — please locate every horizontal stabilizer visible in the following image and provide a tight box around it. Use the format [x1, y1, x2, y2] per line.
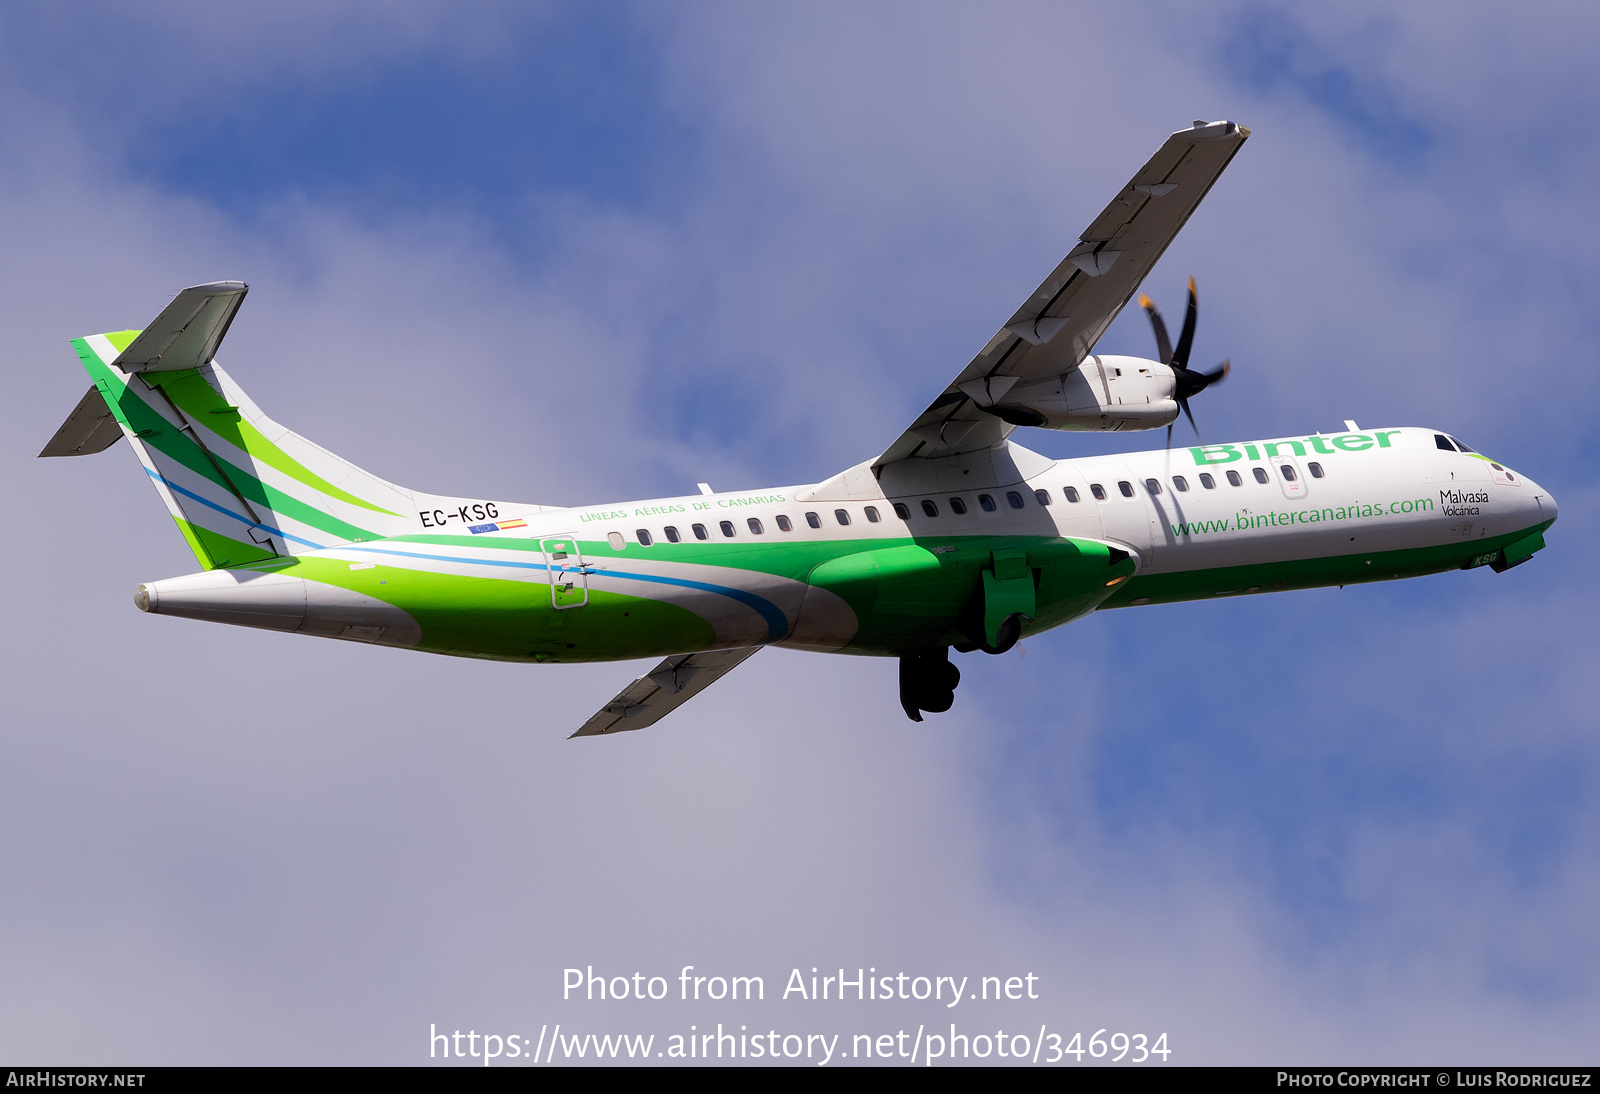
[39, 385, 122, 457]
[112, 281, 248, 373]
[570, 647, 761, 738]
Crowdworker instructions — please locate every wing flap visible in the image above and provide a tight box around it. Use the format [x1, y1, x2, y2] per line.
[569, 646, 761, 738]
[876, 121, 1248, 466]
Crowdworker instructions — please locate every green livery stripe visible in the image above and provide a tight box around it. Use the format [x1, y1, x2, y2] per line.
[102, 330, 140, 354]
[174, 517, 277, 570]
[1101, 521, 1554, 608]
[361, 532, 1132, 657]
[154, 368, 402, 517]
[393, 531, 903, 583]
[76, 342, 378, 544]
[286, 556, 719, 661]
[230, 466, 376, 542]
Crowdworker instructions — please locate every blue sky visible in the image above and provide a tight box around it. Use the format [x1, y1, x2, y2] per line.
[4, 1, 1598, 1065]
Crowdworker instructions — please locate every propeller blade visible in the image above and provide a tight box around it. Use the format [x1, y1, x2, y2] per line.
[1171, 276, 1198, 371]
[1179, 395, 1199, 439]
[1139, 293, 1173, 364]
[1175, 357, 1230, 400]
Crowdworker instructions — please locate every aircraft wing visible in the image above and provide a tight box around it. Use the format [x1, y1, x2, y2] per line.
[875, 120, 1249, 466]
[569, 646, 762, 738]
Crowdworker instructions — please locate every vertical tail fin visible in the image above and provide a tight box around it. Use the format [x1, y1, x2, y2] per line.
[49, 283, 425, 569]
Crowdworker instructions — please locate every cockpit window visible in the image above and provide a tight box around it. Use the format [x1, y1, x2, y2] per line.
[1449, 436, 1476, 453]
[1435, 434, 1456, 451]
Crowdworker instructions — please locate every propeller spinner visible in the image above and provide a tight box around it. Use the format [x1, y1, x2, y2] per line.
[1138, 276, 1230, 444]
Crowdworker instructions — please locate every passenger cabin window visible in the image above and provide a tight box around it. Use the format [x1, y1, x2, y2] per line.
[719, 520, 736, 537]
[1118, 481, 1134, 498]
[834, 509, 851, 526]
[664, 525, 681, 543]
[636, 529, 653, 545]
[776, 515, 792, 532]
[893, 502, 910, 520]
[1308, 462, 1324, 479]
[949, 497, 968, 515]
[806, 512, 822, 529]
[1006, 491, 1025, 509]
[1226, 470, 1243, 486]
[1199, 473, 1215, 489]
[1435, 434, 1456, 451]
[692, 523, 708, 540]
[1090, 483, 1107, 500]
[747, 517, 764, 534]
[1280, 464, 1297, 482]
[1450, 437, 1477, 453]
[1144, 478, 1162, 495]
[865, 506, 881, 523]
[608, 531, 625, 550]
[1065, 486, 1080, 502]
[1035, 489, 1052, 506]
[1252, 467, 1270, 484]
[978, 494, 997, 512]
[1173, 475, 1189, 492]
[921, 499, 939, 517]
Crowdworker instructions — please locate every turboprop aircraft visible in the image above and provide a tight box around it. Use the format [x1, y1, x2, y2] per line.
[42, 120, 1556, 732]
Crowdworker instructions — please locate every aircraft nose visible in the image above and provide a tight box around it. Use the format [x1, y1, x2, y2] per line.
[1537, 484, 1558, 524]
[1513, 470, 1557, 525]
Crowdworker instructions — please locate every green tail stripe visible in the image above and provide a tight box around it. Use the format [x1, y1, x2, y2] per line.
[175, 517, 277, 570]
[155, 368, 403, 517]
[78, 341, 379, 544]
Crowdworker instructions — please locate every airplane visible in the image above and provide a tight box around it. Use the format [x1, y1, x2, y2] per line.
[41, 120, 1556, 733]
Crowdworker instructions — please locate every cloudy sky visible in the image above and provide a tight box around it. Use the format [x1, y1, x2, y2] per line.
[3, 1, 1598, 1066]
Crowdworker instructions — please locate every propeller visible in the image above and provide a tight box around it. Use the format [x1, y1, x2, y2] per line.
[1138, 276, 1230, 445]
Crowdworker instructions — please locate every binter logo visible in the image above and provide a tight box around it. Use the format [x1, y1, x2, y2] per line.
[1190, 432, 1401, 465]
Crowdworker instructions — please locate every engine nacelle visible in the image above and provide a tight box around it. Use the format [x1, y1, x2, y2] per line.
[971, 354, 1179, 432]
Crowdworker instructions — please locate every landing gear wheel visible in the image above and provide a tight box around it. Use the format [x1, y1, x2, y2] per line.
[981, 612, 1028, 655]
[898, 648, 961, 722]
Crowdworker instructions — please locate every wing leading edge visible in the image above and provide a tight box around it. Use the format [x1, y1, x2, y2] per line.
[875, 120, 1249, 467]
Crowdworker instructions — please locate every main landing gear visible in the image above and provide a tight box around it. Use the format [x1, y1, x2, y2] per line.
[899, 610, 1032, 722]
[899, 648, 960, 722]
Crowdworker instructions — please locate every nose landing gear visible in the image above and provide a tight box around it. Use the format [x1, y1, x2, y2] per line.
[899, 647, 961, 722]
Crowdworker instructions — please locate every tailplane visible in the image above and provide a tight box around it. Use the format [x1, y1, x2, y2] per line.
[43, 281, 537, 569]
